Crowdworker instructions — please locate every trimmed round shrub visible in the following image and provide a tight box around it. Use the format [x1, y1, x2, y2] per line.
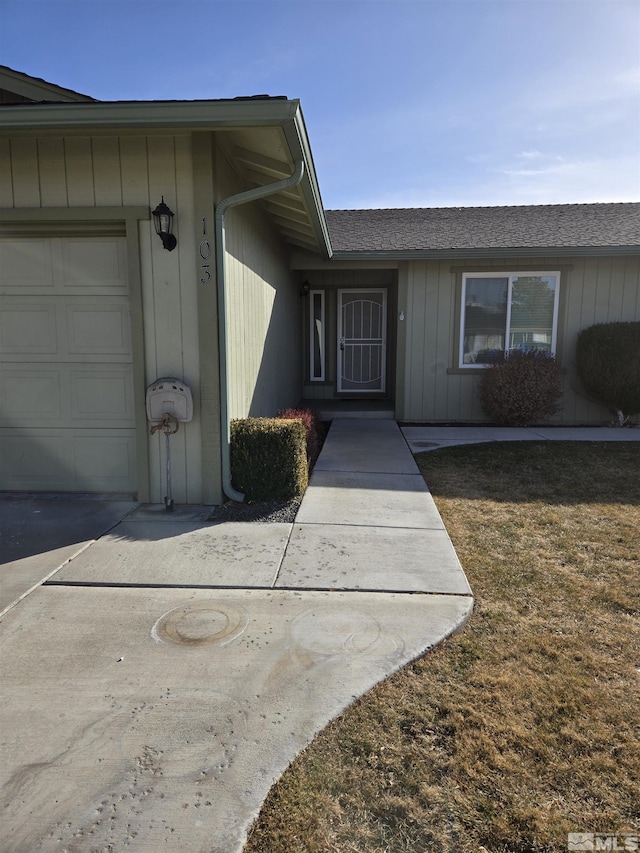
[576, 321, 640, 425]
[478, 349, 564, 426]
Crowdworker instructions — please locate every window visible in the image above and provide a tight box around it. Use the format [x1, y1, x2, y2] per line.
[459, 272, 560, 367]
[309, 290, 325, 380]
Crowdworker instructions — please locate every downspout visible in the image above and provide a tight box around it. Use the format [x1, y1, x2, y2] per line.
[215, 158, 305, 502]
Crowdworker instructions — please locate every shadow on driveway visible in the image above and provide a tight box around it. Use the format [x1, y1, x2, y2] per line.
[0, 496, 137, 613]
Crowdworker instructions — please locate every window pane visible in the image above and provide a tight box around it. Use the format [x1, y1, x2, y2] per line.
[509, 275, 557, 353]
[462, 277, 507, 364]
[311, 291, 324, 380]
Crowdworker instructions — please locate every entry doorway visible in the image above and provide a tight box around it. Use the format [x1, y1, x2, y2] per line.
[337, 289, 387, 393]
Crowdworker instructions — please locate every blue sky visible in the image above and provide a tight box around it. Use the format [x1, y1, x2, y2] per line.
[1, 0, 639, 209]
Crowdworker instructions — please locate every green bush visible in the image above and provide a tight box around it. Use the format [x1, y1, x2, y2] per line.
[478, 349, 564, 426]
[576, 321, 640, 426]
[276, 407, 320, 467]
[230, 417, 308, 501]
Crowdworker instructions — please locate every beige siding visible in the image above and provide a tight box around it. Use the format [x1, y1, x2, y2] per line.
[0, 132, 203, 502]
[400, 255, 640, 424]
[219, 151, 301, 421]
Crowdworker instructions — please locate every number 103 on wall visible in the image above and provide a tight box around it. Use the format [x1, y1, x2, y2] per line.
[199, 217, 212, 283]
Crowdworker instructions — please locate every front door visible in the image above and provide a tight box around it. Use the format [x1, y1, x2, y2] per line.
[337, 289, 387, 393]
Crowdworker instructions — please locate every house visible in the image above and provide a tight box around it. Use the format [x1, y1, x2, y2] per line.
[1, 66, 639, 504]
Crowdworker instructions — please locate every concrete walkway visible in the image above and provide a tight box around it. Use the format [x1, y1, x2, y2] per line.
[0, 420, 471, 853]
[402, 423, 640, 453]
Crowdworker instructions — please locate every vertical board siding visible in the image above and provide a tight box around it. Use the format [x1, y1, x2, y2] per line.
[402, 255, 640, 424]
[10, 138, 40, 206]
[64, 138, 95, 206]
[0, 139, 14, 206]
[37, 138, 67, 206]
[1, 132, 203, 502]
[621, 256, 640, 319]
[91, 137, 123, 207]
[224, 198, 300, 421]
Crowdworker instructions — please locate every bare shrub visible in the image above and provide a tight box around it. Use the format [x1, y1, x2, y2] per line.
[276, 407, 320, 467]
[478, 349, 563, 426]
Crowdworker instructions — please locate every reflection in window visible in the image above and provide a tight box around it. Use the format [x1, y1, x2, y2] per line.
[310, 290, 325, 380]
[460, 272, 559, 366]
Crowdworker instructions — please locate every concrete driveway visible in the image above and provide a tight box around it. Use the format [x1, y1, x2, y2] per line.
[0, 421, 472, 853]
[0, 497, 137, 615]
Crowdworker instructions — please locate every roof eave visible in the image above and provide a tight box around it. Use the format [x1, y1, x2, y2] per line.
[331, 245, 640, 261]
[0, 98, 302, 131]
[0, 98, 333, 258]
[282, 104, 332, 259]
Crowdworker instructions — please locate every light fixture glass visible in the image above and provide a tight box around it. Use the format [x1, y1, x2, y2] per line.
[152, 196, 177, 251]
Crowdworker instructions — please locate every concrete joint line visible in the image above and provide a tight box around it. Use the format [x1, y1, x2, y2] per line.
[314, 470, 422, 477]
[0, 540, 96, 619]
[43, 580, 473, 597]
[291, 521, 446, 532]
[269, 520, 295, 588]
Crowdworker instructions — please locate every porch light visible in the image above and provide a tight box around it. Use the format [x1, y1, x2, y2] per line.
[301, 280, 311, 296]
[152, 197, 177, 251]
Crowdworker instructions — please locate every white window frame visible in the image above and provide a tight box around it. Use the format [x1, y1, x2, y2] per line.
[309, 289, 325, 381]
[459, 271, 560, 368]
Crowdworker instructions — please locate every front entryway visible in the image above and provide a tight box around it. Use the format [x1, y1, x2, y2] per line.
[337, 289, 387, 393]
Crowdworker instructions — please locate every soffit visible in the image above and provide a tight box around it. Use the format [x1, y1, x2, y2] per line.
[218, 126, 321, 253]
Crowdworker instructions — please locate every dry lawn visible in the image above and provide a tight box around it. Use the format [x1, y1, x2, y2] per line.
[245, 441, 640, 853]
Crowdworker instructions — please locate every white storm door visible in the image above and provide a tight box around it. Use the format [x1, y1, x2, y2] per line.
[337, 289, 387, 393]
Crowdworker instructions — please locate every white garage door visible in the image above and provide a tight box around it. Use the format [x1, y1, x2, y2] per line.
[0, 236, 137, 494]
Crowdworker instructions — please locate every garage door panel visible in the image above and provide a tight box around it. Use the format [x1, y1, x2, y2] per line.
[0, 237, 126, 295]
[73, 434, 136, 488]
[66, 303, 131, 354]
[71, 368, 134, 422]
[0, 239, 55, 290]
[1, 370, 62, 419]
[0, 429, 136, 492]
[0, 304, 58, 354]
[1, 364, 134, 428]
[1, 432, 68, 487]
[61, 238, 127, 292]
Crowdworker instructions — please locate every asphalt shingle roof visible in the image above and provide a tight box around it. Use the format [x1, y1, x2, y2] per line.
[326, 203, 640, 254]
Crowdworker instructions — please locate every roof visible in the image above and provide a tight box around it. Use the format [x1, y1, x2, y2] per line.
[326, 203, 640, 257]
[2, 68, 638, 262]
[0, 67, 330, 257]
[0, 65, 95, 103]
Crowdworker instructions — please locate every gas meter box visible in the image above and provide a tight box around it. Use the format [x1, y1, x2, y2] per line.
[146, 378, 193, 423]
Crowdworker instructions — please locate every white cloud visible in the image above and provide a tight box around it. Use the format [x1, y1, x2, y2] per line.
[517, 150, 545, 160]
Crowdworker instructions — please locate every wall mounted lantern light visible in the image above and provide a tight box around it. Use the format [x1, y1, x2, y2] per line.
[300, 280, 311, 297]
[152, 197, 177, 251]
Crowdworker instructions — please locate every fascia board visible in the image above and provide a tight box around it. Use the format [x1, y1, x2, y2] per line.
[281, 102, 333, 259]
[330, 246, 640, 261]
[0, 98, 302, 132]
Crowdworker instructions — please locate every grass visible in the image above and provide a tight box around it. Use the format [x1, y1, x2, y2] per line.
[244, 442, 640, 853]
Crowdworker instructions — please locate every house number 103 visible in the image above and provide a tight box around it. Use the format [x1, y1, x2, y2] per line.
[199, 217, 212, 283]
